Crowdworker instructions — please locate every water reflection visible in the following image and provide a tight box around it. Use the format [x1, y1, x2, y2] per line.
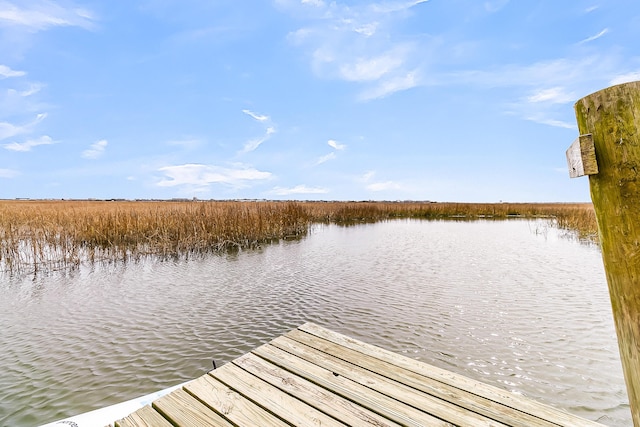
[0, 219, 629, 426]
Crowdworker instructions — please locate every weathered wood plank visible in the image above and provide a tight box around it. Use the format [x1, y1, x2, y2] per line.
[152, 388, 233, 427]
[183, 374, 289, 426]
[297, 323, 604, 427]
[210, 361, 346, 426]
[114, 405, 174, 427]
[259, 338, 507, 427]
[566, 134, 598, 178]
[234, 351, 404, 427]
[279, 331, 551, 427]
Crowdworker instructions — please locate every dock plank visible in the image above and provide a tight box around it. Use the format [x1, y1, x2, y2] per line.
[183, 374, 289, 426]
[256, 340, 503, 426]
[114, 405, 174, 427]
[282, 330, 553, 427]
[298, 322, 604, 427]
[234, 351, 403, 427]
[210, 361, 346, 426]
[253, 342, 455, 426]
[152, 388, 233, 427]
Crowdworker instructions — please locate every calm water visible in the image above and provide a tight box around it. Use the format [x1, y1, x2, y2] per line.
[0, 220, 629, 426]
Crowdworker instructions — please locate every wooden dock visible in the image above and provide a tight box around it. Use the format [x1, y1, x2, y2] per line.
[113, 322, 605, 426]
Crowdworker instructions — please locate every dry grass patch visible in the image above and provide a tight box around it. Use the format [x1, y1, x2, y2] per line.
[0, 200, 597, 274]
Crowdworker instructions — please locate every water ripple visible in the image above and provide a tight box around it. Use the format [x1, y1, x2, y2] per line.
[0, 220, 629, 426]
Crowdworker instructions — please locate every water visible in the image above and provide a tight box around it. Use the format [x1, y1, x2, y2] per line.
[0, 220, 629, 426]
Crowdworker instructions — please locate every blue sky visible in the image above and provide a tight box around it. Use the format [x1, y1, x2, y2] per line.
[1, 0, 639, 201]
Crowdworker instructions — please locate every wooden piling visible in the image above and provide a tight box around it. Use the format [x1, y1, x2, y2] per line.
[574, 81, 640, 426]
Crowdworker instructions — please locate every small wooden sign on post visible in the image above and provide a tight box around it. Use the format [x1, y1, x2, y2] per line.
[566, 133, 598, 178]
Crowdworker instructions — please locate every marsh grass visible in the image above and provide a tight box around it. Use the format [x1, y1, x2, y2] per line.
[0, 200, 597, 274]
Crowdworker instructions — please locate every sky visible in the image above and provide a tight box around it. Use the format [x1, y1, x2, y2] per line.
[1, 0, 639, 202]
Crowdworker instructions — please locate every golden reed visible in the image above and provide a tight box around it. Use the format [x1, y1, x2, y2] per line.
[0, 200, 596, 274]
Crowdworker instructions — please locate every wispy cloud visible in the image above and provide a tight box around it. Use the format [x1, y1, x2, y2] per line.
[339, 48, 407, 82]
[610, 71, 640, 86]
[579, 28, 609, 44]
[370, 0, 428, 14]
[315, 152, 336, 165]
[268, 185, 328, 196]
[8, 82, 43, 97]
[361, 171, 376, 182]
[301, 0, 325, 7]
[315, 138, 347, 164]
[526, 87, 575, 104]
[0, 168, 19, 178]
[3, 134, 55, 151]
[443, 56, 607, 88]
[242, 109, 269, 122]
[82, 139, 108, 159]
[157, 163, 272, 190]
[483, 0, 509, 13]
[0, 112, 47, 140]
[328, 139, 346, 150]
[524, 116, 576, 129]
[436, 55, 626, 128]
[359, 70, 419, 100]
[0, 64, 25, 78]
[366, 180, 403, 191]
[240, 109, 276, 153]
[360, 171, 404, 192]
[282, 0, 427, 100]
[0, 0, 96, 31]
[241, 126, 275, 153]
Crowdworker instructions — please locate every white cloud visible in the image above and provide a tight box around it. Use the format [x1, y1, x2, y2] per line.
[339, 50, 405, 81]
[268, 185, 328, 196]
[610, 72, 640, 86]
[370, 0, 428, 14]
[282, 0, 426, 101]
[359, 70, 419, 100]
[526, 87, 575, 104]
[82, 139, 108, 159]
[579, 28, 609, 44]
[0, 0, 96, 31]
[444, 57, 596, 88]
[301, 0, 325, 7]
[0, 168, 19, 178]
[483, 0, 509, 13]
[157, 164, 272, 188]
[437, 55, 630, 128]
[361, 171, 375, 182]
[584, 6, 599, 13]
[0, 64, 25, 78]
[242, 109, 269, 122]
[524, 116, 576, 129]
[287, 28, 314, 45]
[354, 22, 378, 37]
[241, 126, 275, 153]
[0, 113, 46, 140]
[240, 109, 276, 153]
[315, 152, 336, 165]
[8, 83, 43, 97]
[366, 180, 403, 191]
[328, 139, 346, 150]
[0, 121, 21, 140]
[3, 135, 55, 151]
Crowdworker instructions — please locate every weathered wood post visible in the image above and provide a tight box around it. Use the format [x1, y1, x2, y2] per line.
[570, 81, 640, 425]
